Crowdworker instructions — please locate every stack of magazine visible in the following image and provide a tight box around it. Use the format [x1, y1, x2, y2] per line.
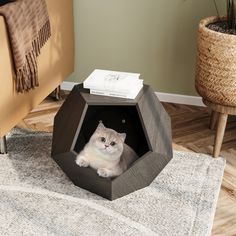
[83, 69, 143, 99]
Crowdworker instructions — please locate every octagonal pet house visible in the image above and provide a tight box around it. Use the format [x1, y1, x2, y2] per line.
[51, 84, 173, 200]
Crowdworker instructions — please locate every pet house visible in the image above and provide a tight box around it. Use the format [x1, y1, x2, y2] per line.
[51, 84, 173, 200]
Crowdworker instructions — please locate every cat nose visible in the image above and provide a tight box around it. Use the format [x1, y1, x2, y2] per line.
[105, 144, 109, 148]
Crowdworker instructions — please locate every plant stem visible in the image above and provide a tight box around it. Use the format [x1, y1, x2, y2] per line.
[213, 0, 220, 17]
[227, 0, 236, 30]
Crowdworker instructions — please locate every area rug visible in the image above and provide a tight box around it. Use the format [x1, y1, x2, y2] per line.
[0, 128, 225, 236]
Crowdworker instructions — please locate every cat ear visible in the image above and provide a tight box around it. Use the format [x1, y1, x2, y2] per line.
[96, 122, 105, 132]
[119, 133, 126, 142]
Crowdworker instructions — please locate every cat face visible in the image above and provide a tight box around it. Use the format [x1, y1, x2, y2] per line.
[90, 123, 126, 160]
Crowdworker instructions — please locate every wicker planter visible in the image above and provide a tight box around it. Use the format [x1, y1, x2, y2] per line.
[195, 16, 236, 106]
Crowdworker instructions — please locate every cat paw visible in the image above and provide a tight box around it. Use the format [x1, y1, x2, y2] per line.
[75, 157, 89, 167]
[97, 168, 112, 178]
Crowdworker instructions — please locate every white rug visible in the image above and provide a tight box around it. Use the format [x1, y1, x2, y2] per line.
[0, 128, 225, 236]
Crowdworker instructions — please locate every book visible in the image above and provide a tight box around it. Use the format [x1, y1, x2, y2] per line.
[84, 69, 142, 93]
[90, 83, 143, 99]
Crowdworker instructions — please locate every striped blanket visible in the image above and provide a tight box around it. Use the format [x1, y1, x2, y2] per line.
[0, 0, 51, 92]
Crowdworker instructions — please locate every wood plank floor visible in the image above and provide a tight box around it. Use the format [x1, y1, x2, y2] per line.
[17, 97, 236, 236]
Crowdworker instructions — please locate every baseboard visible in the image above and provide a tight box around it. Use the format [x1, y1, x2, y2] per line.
[155, 92, 205, 107]
[61, 81, 78, 91]
[61, 82, 205, 107]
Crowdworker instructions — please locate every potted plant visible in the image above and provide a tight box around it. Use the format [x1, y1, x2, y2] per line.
[195, 0, 236, 107]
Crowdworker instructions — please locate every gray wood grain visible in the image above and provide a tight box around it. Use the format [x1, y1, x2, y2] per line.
[51, 84, 173, 200]
[52, 86, 87, 155]
[137, 86, 172, 157]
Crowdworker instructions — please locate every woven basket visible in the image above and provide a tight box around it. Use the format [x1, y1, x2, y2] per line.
[195, 16, 236, 106]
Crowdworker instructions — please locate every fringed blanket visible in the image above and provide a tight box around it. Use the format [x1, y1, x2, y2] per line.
[0, 0, 51, 92]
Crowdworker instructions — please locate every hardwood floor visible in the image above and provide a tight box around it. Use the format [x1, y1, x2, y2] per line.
[162, 103, 236, 236]
[17, 97, 236, 236]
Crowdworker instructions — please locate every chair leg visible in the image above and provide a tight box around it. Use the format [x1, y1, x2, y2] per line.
[50, 85, 62, 101]
[213, 113, 228, 158]
[0, 136, 7, 154]
[54, 85, 62, 101]
[210, 111, 218, 130]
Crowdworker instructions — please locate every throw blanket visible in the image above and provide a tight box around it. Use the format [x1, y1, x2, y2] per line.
[0, 1, 14, 7]
[0, 0, 51, 92]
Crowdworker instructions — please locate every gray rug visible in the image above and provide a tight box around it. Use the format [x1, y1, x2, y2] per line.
[0, 128, 225, 236]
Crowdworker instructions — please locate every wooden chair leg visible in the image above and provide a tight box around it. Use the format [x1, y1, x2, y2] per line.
[210, 110, 218, 130]
[54, 85, 62, 101]
[213, 113, 228, 158]
[50, 85, 62, 101]
[0, 136, 7, 154]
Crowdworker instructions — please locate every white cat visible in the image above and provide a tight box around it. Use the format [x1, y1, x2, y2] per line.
[75, 122, 138, 178]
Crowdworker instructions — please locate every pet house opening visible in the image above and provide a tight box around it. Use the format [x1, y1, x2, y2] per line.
[74, 106, 150, 158]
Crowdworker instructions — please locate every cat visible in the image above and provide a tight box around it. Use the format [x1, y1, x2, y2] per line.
[75, 122, 138, 178]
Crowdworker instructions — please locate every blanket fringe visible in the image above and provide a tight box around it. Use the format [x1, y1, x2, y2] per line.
[16, 20, 51, 93]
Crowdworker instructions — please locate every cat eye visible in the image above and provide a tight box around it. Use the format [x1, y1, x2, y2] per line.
[101, 137, 106, 142]
[110, 141, 116, 146]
